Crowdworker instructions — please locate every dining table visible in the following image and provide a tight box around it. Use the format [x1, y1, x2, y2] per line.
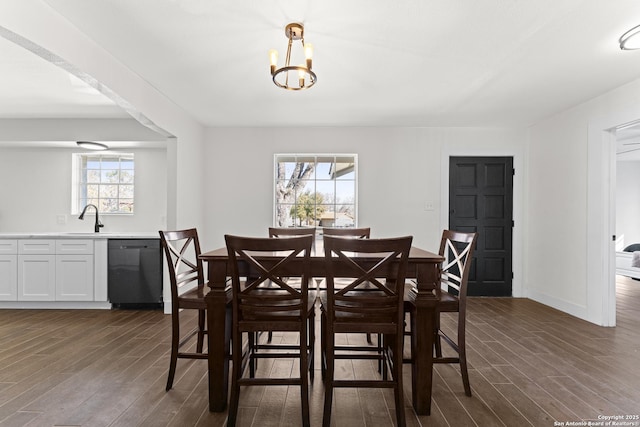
[199, 242, 444, 415]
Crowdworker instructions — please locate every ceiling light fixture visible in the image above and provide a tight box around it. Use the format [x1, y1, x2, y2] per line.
[619, 24, 640, 50]
[77, 141, 109, 150]
[269, 23, 316, 90]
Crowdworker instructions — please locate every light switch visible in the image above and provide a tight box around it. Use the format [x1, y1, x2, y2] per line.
[424, 201, 435, 211]
[57, 214, 67, 225]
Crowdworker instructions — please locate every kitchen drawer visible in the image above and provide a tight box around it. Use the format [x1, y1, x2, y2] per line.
[0, 240, 18, 254]
[56, 239, 94, 255]
[18, 240, 55, 255]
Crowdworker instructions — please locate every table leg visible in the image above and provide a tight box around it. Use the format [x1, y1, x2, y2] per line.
[411, 263, 439, 415]
[206, 265, 231, 412]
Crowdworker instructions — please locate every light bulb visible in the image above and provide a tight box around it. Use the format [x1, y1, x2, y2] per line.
[269, 49, 278, 74]
[304, 43, 313, 69]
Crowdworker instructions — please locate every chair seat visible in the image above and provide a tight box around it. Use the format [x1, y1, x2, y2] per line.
[239, 290, 317, 322]
[402, 283, 459, 313]
[176, 286, 208, 308]
[319, 290, 396, 325]
[437, 290, 460, 312]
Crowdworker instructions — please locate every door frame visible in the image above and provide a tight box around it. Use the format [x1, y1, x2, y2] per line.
[586, 111, 640, 327]
[441, 147, 524, 298]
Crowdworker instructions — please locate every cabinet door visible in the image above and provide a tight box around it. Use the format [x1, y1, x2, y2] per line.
[17, 255, 56, 301]
[56, 255, 94, 301]
[0, 255, 17, 300]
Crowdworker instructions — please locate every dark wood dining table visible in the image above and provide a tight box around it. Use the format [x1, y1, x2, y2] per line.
[199, 244, 444, 415]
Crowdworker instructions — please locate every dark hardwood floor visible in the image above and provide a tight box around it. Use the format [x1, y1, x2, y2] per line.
[1, 276, 639, 426]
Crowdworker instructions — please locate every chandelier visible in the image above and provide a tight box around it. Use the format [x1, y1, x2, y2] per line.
[269, 23, 316, 90]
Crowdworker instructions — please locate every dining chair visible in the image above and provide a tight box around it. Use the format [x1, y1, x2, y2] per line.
[225, 234, 316, 427]
[320, 235, 412, 427]
[268, 226, 316, 237]
[159, 228, 208, 391]
[404, 229, 477, 396]
[322, 226, 370, 238]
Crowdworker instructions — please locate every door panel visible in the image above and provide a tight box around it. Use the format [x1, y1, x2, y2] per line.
[449, 156, 513, 296]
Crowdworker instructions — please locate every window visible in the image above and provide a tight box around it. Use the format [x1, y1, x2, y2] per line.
[72, 153, 135, 214]
[274, 154, 357, 228]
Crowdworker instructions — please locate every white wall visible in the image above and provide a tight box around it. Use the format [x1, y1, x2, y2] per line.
[616, 160, 640, 248]
[0, 147, 167, 233]
[203, 127, 526, 265]
[528, 76, 640, 326]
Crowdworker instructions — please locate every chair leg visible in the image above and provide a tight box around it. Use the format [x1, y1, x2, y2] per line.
[196, 308, 205, 353]
[320, 311, 327, 380]
[300, 328, 311, 427]
[165, 312, 179, 391]
[308, 311, 315, 379]
[322, 331, 334, 427]
[458, 318, 471, 396]
[249, 332, 256, 378]
[227, 330, 243, 427]
[434, 314, 443, 358]
[391, 334, 406, 427]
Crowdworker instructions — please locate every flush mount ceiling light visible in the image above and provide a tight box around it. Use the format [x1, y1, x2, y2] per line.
[77, 141, 108, 150]
[269, 23, 316, 90]
[619, 24, 640, 50]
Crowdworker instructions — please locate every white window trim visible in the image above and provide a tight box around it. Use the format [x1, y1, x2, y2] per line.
[273, 153, 358, 228]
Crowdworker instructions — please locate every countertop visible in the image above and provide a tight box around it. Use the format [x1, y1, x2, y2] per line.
[0, 232, 159, 239]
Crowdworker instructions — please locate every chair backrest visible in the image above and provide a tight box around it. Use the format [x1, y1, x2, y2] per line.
[159, 228, 205, 304]
[322, 227, 370, 238]
[225, 234, 314, 325]
[323, 235, 412, 332]
[268, 227, 316, 238]
[438, 230, 478, 301]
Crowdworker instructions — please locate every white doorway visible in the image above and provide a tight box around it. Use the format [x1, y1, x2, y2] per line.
[587, 115, 640, 327]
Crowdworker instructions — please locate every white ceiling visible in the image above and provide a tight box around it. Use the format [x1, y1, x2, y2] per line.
[4, 0, 640, 134]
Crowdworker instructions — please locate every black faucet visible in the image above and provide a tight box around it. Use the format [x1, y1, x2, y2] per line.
[78, 204, 104, 233]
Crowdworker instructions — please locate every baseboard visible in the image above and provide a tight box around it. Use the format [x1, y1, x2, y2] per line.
[525, 289, 589, 322]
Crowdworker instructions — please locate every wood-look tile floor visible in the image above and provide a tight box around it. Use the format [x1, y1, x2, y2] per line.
[1, 276, 639, 426]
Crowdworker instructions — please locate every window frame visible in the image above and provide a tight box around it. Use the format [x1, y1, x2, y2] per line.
[273, 153, 358, 228]
[71, 152, 135, 215]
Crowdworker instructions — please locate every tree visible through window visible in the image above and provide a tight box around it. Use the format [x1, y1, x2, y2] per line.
[72, 153, 135, 214]
[274, 154, 357, 228]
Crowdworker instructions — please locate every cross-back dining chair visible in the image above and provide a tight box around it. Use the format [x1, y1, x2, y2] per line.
[268, 226, 316, 238]
[404, 229, 477, 396]
[322, 226, 370, 238]
[225, 234, 316, 427]
[320, 235, 412, 427]
[158, 228, 208, 392]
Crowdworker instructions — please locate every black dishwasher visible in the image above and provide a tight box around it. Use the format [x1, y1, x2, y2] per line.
[108, 239, 163, 309]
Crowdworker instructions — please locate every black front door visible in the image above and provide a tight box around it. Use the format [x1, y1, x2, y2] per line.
[449, 156, 513, 296]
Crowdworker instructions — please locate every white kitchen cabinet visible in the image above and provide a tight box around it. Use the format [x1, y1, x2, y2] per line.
[17, 240, 56, 301]
[14, 239, 95, 302]
[55, 240, 94, 301]
[0, 233, 157, 309]
[56, 254, 94, 300]
[0, 254, 17, 300]
[18, 254, 56, 301]
[0, 239, 18, 300]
